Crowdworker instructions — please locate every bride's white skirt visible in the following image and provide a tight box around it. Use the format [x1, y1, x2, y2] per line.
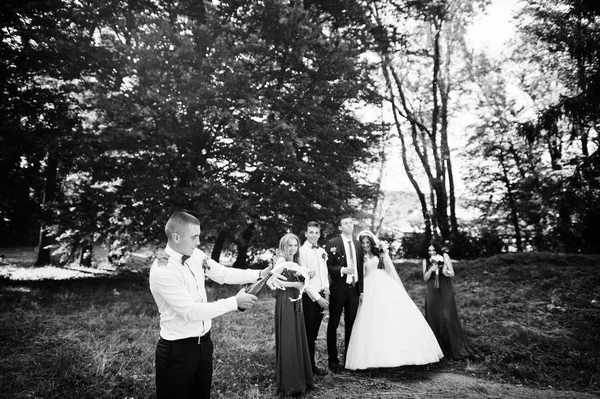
[345, 269, 443, 370]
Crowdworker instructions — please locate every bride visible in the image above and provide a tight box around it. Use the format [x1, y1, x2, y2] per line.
[345, 231, 443, 370]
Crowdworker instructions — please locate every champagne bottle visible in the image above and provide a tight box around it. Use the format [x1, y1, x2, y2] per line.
[238, 271, 273, 311]
[246, 271, 273, 295]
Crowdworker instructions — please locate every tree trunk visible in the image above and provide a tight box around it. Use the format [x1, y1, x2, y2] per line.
[79, 244, 93, 267]
[36, 227, 52, 265]
[382, 62, 433, 241]
[211, 230, 229, 262]
[395, 117, 431, 241]
[446, 156, 459, 239]
[581, 126, 589, 156]
[499, 150, 523, 252]
[439, 57, 459, 240]
[433, 178, 450, 240]
[36, 149, 59, 266]
[371, 125, 388, 233]
[233, 223, 255, 269]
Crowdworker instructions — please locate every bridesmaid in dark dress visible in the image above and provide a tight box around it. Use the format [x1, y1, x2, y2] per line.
[423, 242, 475, 360]
[273, 233, 314, 395]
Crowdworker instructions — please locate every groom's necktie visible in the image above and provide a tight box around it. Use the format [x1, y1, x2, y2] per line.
[181, 255, 190, 265]
[347, 240, 356, 287]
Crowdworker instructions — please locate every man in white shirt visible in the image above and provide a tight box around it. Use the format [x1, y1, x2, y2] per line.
[149, 211, 281, 399]
[298, 221, 330, 376]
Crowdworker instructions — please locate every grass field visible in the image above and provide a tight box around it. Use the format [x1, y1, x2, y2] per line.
[0, 251, 599, 398]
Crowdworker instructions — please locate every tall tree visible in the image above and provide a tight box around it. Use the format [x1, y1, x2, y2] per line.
[369, 0, 489, 245]
[50, 0, 381, 266]
[519, 0, 600, 157]
[513, 0, 600, 252]
[0, 0, 115, 262]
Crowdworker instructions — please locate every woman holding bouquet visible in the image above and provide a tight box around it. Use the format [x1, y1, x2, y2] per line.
[271, 233, 314, 394]
[423, 243, 474, 360]
[345, 231, 443, 370]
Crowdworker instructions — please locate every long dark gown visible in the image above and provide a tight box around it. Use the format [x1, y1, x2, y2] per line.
[425, 260, 475, 360]
[275, 268, 314, 395]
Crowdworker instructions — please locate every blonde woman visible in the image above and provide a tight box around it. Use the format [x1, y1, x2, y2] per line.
[272, 233, 314, 395]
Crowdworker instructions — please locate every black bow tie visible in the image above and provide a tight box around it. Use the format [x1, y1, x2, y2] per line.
[312, 244, 319, 249]
[181, 255, 190, 264]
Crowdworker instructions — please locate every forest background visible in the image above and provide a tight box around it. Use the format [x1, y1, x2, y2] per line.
[1, 0, 599, 267]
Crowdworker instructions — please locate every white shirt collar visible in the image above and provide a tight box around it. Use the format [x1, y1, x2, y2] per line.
[165, 244, 186, 263]
[303, 241, 320, 250]
[341, 233, 354, 242]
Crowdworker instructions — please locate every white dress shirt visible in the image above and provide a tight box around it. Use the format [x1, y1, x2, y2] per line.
[344, 237, 357, 285]
[149, 245, 260, 340]
[298, 241, 330, 301]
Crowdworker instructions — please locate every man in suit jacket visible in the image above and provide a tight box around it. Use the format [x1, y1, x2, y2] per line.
[325, 215, 363, 372]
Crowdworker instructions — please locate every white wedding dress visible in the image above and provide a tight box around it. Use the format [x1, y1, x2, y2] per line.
[345, 254, 443, 370]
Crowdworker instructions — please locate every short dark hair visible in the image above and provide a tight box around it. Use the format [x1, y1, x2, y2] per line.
[306, 221, 321, 230]
[338, 215, 353, 226]
[165, 211, 199, 238]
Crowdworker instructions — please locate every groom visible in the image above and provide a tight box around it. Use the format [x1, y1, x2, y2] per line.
[325, 215, 363, 372]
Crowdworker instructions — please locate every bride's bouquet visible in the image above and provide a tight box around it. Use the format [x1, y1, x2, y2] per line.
[430, 254, 445, 289]
[377, 240, 390, 254]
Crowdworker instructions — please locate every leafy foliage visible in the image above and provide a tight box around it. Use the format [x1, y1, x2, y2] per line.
[0, 0, 114, 247]
[461, 1, 600, 253]
[1, 1, 382, 264]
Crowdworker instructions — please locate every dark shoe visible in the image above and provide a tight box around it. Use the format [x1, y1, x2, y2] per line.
[313, 366, 327, 376]
[328, 362, 341, 373]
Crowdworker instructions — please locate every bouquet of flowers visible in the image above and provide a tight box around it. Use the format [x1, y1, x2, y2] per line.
[377, 240, 390, 253]
[430, 254, 445, 289]
[272, 261, 309, 302]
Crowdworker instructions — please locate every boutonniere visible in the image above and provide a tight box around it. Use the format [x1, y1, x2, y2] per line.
[202, 258, 211, 272]
[329, 247, 337, 255]
[322, 252, 328, 261]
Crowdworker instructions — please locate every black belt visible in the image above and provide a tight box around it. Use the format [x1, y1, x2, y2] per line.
[163, 331, 211, 345]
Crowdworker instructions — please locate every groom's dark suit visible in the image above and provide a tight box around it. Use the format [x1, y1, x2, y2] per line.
[325, 235, 364, 369]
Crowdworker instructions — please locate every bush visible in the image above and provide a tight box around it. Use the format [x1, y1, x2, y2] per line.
[400, 232, 427, 258]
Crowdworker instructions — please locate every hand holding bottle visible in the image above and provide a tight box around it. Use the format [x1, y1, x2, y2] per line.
[235, 288, 258, 311]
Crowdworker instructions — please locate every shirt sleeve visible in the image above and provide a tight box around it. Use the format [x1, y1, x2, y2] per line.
[150, 265, 238, 322]
[200, 250, 260, 285]
[299, 246, 321, 301]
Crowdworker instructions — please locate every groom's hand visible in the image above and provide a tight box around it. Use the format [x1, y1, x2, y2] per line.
[259, 263, 274, 279]
[342, 266, 354, 276]
[317, 297, 329, 309]
[235, 289, 258, 310]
